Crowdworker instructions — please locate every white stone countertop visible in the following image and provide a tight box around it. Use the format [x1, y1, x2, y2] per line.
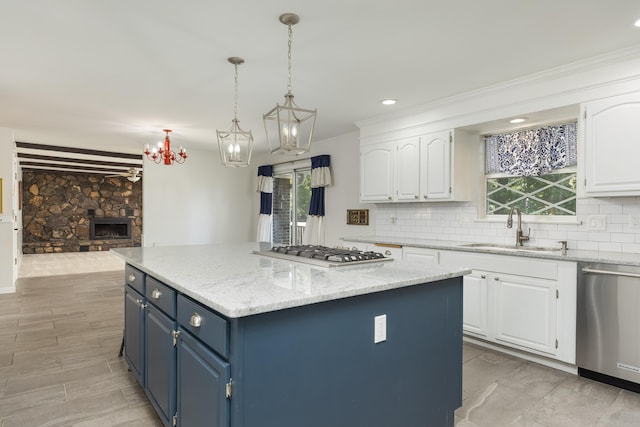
[111, 243, 470, 319]
[343, 236, 640, 266]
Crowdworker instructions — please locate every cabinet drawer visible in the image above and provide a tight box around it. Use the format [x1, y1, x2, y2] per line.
[125, 265, 145, 294]
[146, 276, 177, 318]
[177, 295, 229, 358]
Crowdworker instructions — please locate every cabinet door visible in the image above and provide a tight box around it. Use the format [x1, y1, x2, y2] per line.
[124, 285, 145, 385]
[146, 304, 177, 427]
[177, 329, 231, 427]
[369, 243, 403, 259]
[420, 130, 451, 200]
[402, 247, 439, 265]
[493, 273, 557, 355]
[360, 142, 394, 202]
[462, 271, 489, 338]
[584, 92, 640, 195]
[395, 137, 420, 201]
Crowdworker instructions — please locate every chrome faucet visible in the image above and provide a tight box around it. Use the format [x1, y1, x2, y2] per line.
[507, 207, 530, 246]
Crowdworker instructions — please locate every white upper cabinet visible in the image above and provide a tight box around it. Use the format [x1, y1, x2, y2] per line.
[359, 137, 420, 203]
[419, 129, 476, 202]
[419, 130, 451, 200]
[583, 91, 640, 196]
[360, 129, 478, 203]
[395, 137, 420, 201]
[360, 142, 394, 202]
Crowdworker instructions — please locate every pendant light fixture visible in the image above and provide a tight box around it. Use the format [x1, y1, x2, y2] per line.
[217, 57, 253, 167]
[144, 129, 187, 165]
[263, 13, 317, 155]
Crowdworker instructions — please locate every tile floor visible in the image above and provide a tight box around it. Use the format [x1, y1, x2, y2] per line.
[18, 251, 125, 278]
[2, 253, 640, 426]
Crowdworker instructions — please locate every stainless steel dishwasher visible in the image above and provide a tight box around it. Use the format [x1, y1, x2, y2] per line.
[577, 262, 640, 392]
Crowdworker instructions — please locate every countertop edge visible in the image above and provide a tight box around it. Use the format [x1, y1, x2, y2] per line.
[112, 248, 470, 318]
[343, 236, 640, 266]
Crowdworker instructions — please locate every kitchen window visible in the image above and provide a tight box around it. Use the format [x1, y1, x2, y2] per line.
[272, 162, 312, 245]
[484, 122, 577, 217]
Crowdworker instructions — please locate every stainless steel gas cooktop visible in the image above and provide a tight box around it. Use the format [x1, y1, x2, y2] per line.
[253, 245, 393, 268]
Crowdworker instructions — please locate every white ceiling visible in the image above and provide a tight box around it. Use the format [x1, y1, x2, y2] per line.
[1, 1, 639, 155]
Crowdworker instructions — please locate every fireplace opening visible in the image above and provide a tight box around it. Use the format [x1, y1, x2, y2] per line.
[90, 218, 132, 240]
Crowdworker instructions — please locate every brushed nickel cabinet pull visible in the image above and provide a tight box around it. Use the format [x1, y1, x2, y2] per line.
[189, 313, 202, 328]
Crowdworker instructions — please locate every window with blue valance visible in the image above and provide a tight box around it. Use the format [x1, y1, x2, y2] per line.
[485, 121, 577, 176]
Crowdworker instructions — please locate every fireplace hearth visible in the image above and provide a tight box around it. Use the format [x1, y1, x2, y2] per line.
[90, 217, 132, 240]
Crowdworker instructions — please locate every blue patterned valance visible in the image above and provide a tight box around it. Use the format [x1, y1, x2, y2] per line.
[485, 122, 577, 176]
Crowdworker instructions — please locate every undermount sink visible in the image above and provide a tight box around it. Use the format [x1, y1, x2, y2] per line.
[460, 243, 563, 253]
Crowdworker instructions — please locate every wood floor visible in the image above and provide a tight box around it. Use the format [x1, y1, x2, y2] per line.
[0, 271, 162, 426]
[3, 269, 640, 426]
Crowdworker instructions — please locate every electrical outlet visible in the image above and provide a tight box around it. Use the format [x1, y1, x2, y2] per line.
[630, 215, 640, 229]
[588, 215, 606, 231]
[374, 315, 387, 344]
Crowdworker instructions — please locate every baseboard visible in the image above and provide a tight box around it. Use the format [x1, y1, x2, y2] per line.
[464, 335, 578, 375]
[0, 285, 16, 294]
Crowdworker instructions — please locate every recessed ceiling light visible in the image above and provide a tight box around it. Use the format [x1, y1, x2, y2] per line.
[635, 19, 640, 27]
[381, 99, 397, 105]
[510, 117, 526, 124]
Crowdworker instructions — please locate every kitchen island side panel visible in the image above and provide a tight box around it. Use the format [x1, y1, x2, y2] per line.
[231, 277, 463, 427]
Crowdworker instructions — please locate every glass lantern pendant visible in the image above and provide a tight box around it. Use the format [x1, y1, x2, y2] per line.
[263, 13, 317, 155]
[217, 57, 253, 167]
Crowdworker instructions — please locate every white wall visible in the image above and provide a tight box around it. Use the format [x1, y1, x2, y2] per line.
[0, 127, 16, 293]
[143, 147, 254, 246]
[251, 131, 374, 247]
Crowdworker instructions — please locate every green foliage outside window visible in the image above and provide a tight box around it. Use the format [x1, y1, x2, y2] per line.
[486, 171, 577, 216]
[295, 171, 312, 222]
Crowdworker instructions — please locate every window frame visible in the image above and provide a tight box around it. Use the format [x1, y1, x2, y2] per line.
[272, 160, 312, 245]
[481, 166, 579, 224]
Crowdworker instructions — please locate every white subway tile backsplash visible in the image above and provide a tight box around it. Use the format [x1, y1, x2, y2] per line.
[373, 197, 640, 253]
[597, 242, 622, 252]
[599, 204, 624, 214]
[610, 232, 636, 243]
[624, 243, 640, 252]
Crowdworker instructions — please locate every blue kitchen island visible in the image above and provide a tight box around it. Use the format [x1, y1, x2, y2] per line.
[113, 243, 469, 427]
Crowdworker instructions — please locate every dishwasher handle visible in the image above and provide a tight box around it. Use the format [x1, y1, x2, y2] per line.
[582, 267, 640, 279]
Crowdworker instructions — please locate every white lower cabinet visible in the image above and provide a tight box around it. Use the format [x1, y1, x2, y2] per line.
[462, 271, 489, 338]
[440, 250, 576, 364]
[493, 272, 557, 355]
[402, 246, 439, 265]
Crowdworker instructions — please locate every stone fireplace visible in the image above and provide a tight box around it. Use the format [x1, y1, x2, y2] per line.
[22, 170, 142, 253]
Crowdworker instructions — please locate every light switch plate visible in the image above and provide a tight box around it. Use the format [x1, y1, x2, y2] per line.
[630, 215, 640, 229]
[588, 215, 606, 231]
[374, 314, 387, 343]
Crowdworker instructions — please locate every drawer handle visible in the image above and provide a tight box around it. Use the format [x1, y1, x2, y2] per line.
[189, 313, 202, 328]
[151, 288, 162, 299]
[128, 274, 136, 282]
[494, 277, 500, 281]
[481, 274, 486, 279]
